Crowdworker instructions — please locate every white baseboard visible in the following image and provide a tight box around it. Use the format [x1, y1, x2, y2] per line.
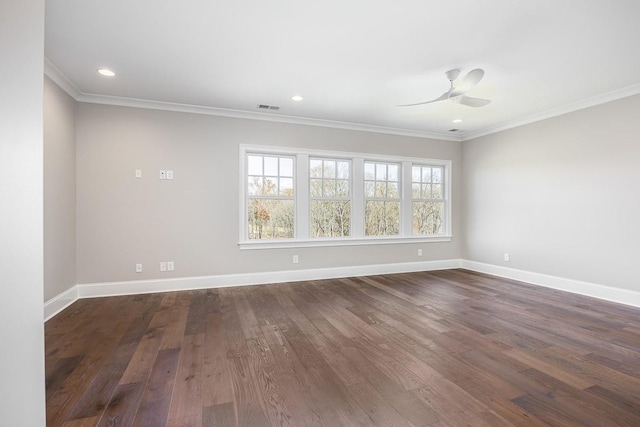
[45, 258, 640, 321]
[461, 260, 640, 308]
[76, 259, 462, 299]
[44, 285, 79, 322]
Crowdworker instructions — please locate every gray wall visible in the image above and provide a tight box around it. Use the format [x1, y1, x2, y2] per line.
[0, 0, 46, 424]
[76, 103, 463, 284]
[44, 76, 77, 301]
[463, 94, 640, 292]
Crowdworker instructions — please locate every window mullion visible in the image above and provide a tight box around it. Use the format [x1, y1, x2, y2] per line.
[240, 146, 248, 241]
[444, 164, 452, 236]
[296, 154, 309, 240]
[401, 161, 413, 237]
[351, 158, 364, 238]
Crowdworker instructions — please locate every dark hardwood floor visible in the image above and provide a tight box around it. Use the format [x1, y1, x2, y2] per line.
[45, 269, 640, 426]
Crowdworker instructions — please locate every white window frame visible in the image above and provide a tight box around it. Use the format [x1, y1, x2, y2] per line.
[411, 164, 447, 236]
[239, 144, 452, 249]
[363, 160, 402, 237]
[245, 153, 296, 240]
[309, 157, 352, 238]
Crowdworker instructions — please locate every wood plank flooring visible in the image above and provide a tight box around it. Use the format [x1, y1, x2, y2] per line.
[45, 269, 640, 426]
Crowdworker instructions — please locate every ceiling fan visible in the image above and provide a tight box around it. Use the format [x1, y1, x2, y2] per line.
[399, 68, 491, 108]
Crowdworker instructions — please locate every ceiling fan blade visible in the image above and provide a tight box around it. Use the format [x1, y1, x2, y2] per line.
[458, 95, 491, 107]
[397, 91, 450, 107]
[450, 68, 485, 97]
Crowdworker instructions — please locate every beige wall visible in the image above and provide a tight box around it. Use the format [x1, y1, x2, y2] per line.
[44, 76, 77, 301]
[0, 0, 46, 423]
[463, 94, 640, 292]
[58, 82, 640, 296]
[76, 103, 463, 284]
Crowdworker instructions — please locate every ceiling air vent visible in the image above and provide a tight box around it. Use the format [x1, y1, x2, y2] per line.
[257, 104, 280, 111]
[449, 128, 459, 132]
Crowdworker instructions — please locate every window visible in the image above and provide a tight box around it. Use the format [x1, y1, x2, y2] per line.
[412, 165, 445, 235]
[246, 154, 294, 239]
[364, 161, 400, 236]
[310, 158, 351, 237]
[240, 145, 451, 248]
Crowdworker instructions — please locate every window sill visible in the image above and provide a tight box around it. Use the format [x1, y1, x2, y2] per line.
[238, 235, 452, 250]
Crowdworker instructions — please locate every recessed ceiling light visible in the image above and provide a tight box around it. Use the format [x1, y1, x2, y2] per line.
[97, 68, 115, 77]
[452, 119, 463, 123]
[291, 95, 303, 101]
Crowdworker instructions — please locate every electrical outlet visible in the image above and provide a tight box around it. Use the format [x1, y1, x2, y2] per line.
[166, 170, 174, 180]
[135, 263, 143, 273]
[504, 253, 510, 262]
[417, 249, 423, 257]
[159, 170, 166, 179]
[293, 255, 299, 264]
[135, 169, 142, 179]
[167, 261, 174, 271]
[160, 261, 167, 272]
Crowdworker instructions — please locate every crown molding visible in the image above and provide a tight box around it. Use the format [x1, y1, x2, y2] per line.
[76, 92, 462, 141]
[463, 82, 640, 141]
[44, 58, 82, 99]
[44, 57, 640, 143]
[43, 57, 460, 142]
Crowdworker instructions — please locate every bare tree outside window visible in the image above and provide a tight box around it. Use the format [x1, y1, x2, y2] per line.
[310, 158, 351, 237]
[364, 162, 400, 236]
[412, 165, 444, 235]
[247, 155, 294, 239]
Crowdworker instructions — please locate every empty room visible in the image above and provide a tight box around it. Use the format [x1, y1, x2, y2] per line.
[3, 0, 640, 426]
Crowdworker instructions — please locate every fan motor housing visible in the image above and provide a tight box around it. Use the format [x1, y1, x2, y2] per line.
[445, 69, 461, 81]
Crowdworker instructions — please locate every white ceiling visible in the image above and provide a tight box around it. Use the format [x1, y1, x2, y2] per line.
[45, 0, 640, 141]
